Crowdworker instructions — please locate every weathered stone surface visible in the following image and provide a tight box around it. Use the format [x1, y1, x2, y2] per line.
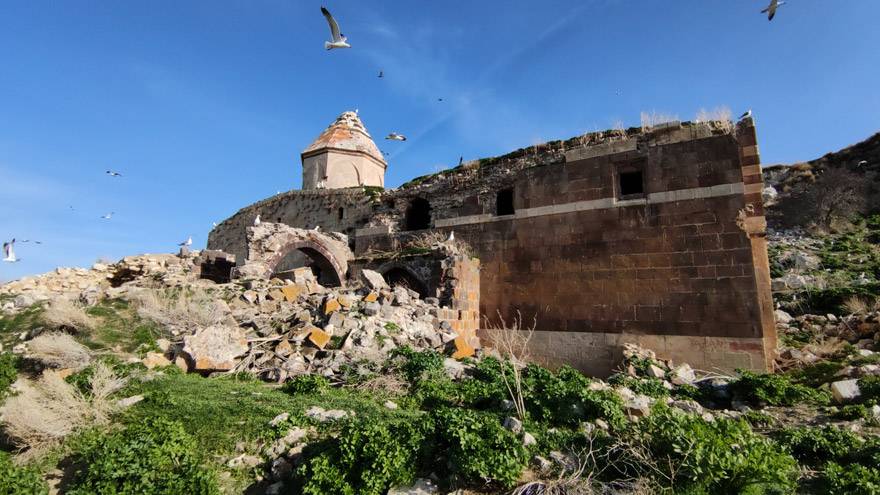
[183, 325, 248, 371]
[323, 298, 341, 315]
[503, 416, 523, 434]
[308, 328, 331, 349]
[452, 335, 475, 359]
[281, 285, 303, 302]
[142, 352, 171, 369]
[831, 379, 861, 403]
[361, 269, 389, 290]
[388, 479, 439, 495]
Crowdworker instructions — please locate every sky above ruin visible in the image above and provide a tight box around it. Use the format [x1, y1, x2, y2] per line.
[1, 0, 879, 281]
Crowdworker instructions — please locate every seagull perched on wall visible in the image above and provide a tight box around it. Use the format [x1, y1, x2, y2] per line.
[447, 231, 455, 242]
[858, 160, 869, 168]
[101, 212, 114, 220]
[313, 226, 321, 232]
[178, 236, 192, 247]
[3, 239, 18, 262]
[739, 109, 752, 120]
[458, 156, 463, 167]
[105, 170, 123, 177]
[761, 0, 785, 21]
[254, 215, 261, 226]
[386, 133, 407, 141]
[321, 7, 350, 49]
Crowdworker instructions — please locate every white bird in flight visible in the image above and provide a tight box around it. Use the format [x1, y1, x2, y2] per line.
[254, 215, 261, 226]
[386, 133, 407, 141]
[3, 239, 18, 262]
[321, 7, 350, 49]
[101, 212, 114, 220]
[761, 0, 785, 21]
[179, 236, 192, 247]
[106, 170, 123, 177]
[20, 239, 42, 245]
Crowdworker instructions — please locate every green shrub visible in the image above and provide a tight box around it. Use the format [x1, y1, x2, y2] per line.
[730, 370, 830, 407]
[0, 451, 48, 495]
[633, 407, 798, 494]
[858, 376, 880, 402]
[523, 365, 626, 428]
[392, 347, 444, 382]
[0, 352, 17, 400]
[608, 374, 670, 398]
[282, 374, 331, 395]
[774, 426, 862, 466]
[431, 407, 527, 488]
[824, 462, 880, 495]
[833, 404, 874, 421]
[68, 418, 218, 495]
[742, 410, 776, 428]
[296, 415, 432, 495]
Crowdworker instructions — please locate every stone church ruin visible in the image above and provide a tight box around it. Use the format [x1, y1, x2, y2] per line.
[207, 110, 775, 375]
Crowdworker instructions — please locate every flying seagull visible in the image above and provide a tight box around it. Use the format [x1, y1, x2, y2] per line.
[254, 215, 261, 226]
[437, 98, 443, 102]
[761, 0, 785, 21]
[3, 239, 17, 262]
[101, 212, 114, 220]
[378, 70, 384, 78]
[212, 222, 218, 227]
[106, 170, 122, 177]
[739, 109, 752, 120]
[386, 133, 407, 141]
[321, 7, 350, 49]
[20, 239, 42, 245]
[178, 236, 192, 247]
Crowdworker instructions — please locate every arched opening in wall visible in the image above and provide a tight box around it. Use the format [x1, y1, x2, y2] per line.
[272, 247, 342, 287]
[405, 198, 432, 231]
[383, 267, 430, 298]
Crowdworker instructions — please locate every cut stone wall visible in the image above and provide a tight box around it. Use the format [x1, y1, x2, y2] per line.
[211, 119, 775, 374]
[207, 190, 375, 266]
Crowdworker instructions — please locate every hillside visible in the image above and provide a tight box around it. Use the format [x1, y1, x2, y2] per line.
[764, 132, 880, 230]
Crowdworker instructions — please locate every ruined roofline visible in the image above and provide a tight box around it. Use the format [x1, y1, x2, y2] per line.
[397, 119, 736, 191]
[212, 187, 379, 231]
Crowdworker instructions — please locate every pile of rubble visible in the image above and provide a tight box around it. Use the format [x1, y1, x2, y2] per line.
[1, 250, 470, 383]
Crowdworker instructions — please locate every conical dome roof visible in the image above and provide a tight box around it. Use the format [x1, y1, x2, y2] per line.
[301, 111, 385, 165]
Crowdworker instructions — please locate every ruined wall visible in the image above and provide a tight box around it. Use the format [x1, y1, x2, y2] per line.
[207, 190, 375, 266]
[213, 120, 775, 375]
[355, 120, 775, 375]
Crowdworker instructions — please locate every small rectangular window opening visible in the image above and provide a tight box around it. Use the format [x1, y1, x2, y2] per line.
[338, 207, 344, 220]
[619, 171, 644, 197]
[496, 188, 515, 216]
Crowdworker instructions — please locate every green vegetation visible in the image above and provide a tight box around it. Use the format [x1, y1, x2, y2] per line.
[0, 351, 17, 400]
[775, 426, 862, 466]
[0, 451, 48, 495]
[83, 299, 163, 355]
[282, 374, 332, 395]
[730, 370, 831, 407]
[68, 418, 218, 495]
[623, 406, 798, 494]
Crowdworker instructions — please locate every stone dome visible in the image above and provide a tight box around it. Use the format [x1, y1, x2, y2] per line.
[301, 111, 385, 165]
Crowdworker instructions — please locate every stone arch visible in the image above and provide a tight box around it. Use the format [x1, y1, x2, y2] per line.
[377, 261, 430, 298]
[239, 223, 353, 285]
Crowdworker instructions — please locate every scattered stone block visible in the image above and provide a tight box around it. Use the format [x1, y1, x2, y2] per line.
[281, 285, 302, 302]
[323, 298, 341, 315]
[831, 379, 862, 403]
[183, 325, 249, 371]
[308, 328, 331, 350]
[363, 291, 378, 303]
[142, 352, 171, 369]
[523, 432, 537, 447]
[388, 479, 438, 495]
[503, 416, 523, 434]
[360, 269, 388, 290]
[452, 336, 475, 359]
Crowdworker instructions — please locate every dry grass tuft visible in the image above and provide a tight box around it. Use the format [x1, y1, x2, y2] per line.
[485, 311, 536, 421]
[695, 106, 733, 123]
[0, 361, 126, 456]
[26, 332, 91, 369]
[354, 373, 409, 395]
[129, 288, 226, 332]
[843, 296, 870, 315]
[640, 111, 679, 130]
[42, 299, 95, 333]
[407, 231, 447, 250]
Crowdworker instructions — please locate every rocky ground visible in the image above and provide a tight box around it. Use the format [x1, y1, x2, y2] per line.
[1, 228, 880, 494]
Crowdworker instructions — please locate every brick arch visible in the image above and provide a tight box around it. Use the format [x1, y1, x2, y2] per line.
[264, 240, 346, 286]
[376, 261, 430, 297]
[239, 223, 353, 284]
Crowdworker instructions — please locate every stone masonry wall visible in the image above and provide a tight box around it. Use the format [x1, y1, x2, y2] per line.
[207, 189, 375, 266]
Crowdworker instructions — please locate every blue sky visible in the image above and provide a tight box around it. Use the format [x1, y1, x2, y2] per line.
[2, 0, 879, 281]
